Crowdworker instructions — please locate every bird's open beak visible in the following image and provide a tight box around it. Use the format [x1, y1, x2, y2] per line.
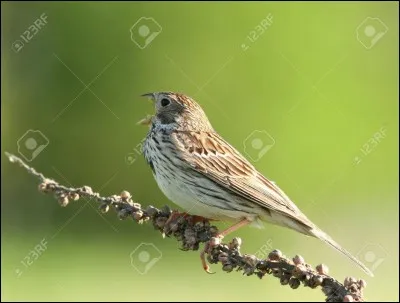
[137, 93, 155, 126]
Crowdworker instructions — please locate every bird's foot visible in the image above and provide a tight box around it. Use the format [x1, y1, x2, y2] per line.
[200, 234, 224, 274]
[199, 219, 251, 274]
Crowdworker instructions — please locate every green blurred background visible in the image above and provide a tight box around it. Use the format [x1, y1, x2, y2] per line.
[1, 1, 398, 301]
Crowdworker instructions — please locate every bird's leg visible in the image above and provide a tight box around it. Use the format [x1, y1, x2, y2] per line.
[217, 218, 251, 238]
[200, 218, 251, 273]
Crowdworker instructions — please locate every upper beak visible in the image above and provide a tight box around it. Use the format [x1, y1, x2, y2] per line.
[141, 93, 156, 101]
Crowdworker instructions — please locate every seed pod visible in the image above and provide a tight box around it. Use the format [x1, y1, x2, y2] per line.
[185, 236, 196, 246]
[349, 284, 358, 293]
[321, 284, 334, 296]
[272, 268, 282, 278]
[343, 295, 354, 302]
[174, 233, 183, 241]
[289, 277, 300, 289]
[218, 253, 229, 263]
[268, 249, 282, 261]
[209, 226, 219, 236]
[110, 195, 120, 202]
[300, 273, 311, 287]
[145, 206, 158, 217]
[358, 279, 367, 289]
[222, 263, 233, 272]
[194, 221, 204, 229]
[309, 275, 323, 288]
[117, 209, 129, 220]
[69, 192, 80, 201]
[219, 251, 229, 257]
[280, 275, 290, 285]
[347, 276, 357, 285]
[161, 205, 171, 215]
[58, 196, 69, 207]
[184, 228, 195, 238]
[177, 216, 186, 225]
[81, 186, 93, 195]
[220, 244, 230, 252]
[169, 222, 179, 233]
[209, 237, 221, 247]
[99, 203, 109, 213]
[316, 263, 329, 275]
[41, 179, 55, 192]
[313, 275, 324, 287]
[132, 202, 142, 210]
[120, 190, 131, 200]
[155, 217, 167, 229]
[133, 210, 143, 221]
[243, 266, 254, 276]
[229, 237, 242, 250]
[293, 264, 305, 277]
[38, 182, 48, 193]
[293, 255, 305, 265]
[243, 254, 258, 267]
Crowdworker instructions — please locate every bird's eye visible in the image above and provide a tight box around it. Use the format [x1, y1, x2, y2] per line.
[160, 98, 170, 107]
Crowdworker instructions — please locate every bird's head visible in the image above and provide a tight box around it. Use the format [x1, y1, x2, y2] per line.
[138, 92, 214, 132]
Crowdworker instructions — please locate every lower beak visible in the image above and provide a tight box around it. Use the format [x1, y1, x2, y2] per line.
[137, 114, 154, 126]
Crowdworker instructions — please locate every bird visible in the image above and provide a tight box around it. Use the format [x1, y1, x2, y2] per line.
[138, 91, 373, 277]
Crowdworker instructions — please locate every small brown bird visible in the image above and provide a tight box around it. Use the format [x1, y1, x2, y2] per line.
[139, 91, 373, 277]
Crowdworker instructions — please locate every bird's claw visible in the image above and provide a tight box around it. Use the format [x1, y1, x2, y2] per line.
[200, 235, 225, 274]
[201, 244, 215, 274]
[203, 264, 216, 274]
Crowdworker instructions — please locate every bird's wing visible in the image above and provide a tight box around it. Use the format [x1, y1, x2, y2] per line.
[173, 131, 313, 228]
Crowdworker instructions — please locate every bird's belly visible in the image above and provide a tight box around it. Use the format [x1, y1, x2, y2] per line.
[154, 171, 194, 211]
[153, 167, 263, 224]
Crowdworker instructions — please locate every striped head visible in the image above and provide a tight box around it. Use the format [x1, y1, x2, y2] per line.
[140, 92, 214, 132]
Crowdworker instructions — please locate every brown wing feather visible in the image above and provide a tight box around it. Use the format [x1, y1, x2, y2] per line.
[173, 131, 313, 228]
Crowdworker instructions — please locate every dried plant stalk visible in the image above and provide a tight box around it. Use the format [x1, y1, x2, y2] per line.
[5, 152, 366, 302]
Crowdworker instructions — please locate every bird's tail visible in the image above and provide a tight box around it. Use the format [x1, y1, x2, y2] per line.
[310, 228, 374, 277]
